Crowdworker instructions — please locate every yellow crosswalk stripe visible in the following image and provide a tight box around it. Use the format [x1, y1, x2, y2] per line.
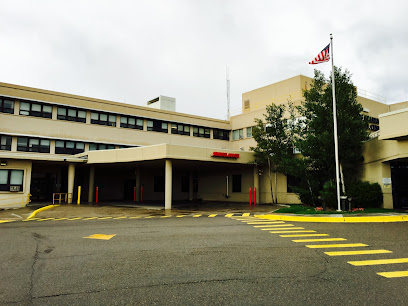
[263, 227, 305, 231]
[348, 258, 408, 266]
[306, 243, 367, 249]
[193, 214, 202, 218]
[225, 214, 234, 217]
[377, 271, 408, 278]
[254, 224, 294, 228]
[247, 222, 285, 225]
[242, 213, 250, 217]
[293, 238, 347, 242]
[208, 214, 217, 218]
[325, 250, 392, 256]
[280, 234, 329, 237]
[270, 230, 316, 234]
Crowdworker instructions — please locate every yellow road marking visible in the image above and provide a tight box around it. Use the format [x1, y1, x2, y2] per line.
[270, 230, 316, 233]
[293, 238, 347, 242]
[53, 218, 68, 221]
[144, 216, 155, 219]
[208, 214, 217, 218]
[377, 271, 408, 278]
[280, 234, 329, 237]
[325, 250, 392, 256]
[83, 234, 116, 240]
[176, 215, 188, 218]
[82, 217, 98, 220]
[306, 243, 368, 249]
[99, 217, 113, 220]
[348, 258, 408, 266]
[247, 221, 286, 225]
[254, 224, 294, 228]
[0, 220, 15, 223]
[242, 213, 250, 217]
[160, 215, 172, 218]
[193, 214, 202, 218]
[113, 216, 127, 219]
[67, 217, 82, 220]
[225, 214, 234, 217]
[129, 216, 142, 219]
[263, 227, 305, 231]
[36, 218, 55, 221]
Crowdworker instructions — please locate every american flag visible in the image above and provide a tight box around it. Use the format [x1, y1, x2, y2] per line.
[309, 44, 330, 64]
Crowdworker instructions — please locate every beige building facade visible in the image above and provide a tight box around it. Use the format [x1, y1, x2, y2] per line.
[1, 76, 407, 209]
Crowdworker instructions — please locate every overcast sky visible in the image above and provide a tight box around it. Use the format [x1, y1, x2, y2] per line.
[1, 0, 407, 120]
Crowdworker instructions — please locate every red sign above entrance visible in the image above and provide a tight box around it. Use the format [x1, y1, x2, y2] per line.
[212, 152, 240, 158]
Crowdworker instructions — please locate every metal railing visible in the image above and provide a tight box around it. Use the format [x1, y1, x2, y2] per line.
[0, 194, 31, 208]
[52, 193, 73, 204]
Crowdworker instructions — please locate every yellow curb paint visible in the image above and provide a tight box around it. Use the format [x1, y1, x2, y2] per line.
[26, 204, 60, 220]
[263, 227, 305, 231]
[225, 214, 234, 217]
[83, 234, 116, 240]
[208, 214, 217, 218]
[67, 217, 82, 220]
[257, 214, 408, 223]
[36, 218, 55, 221]
[160, 216, 172, 218]
[242, 213, 250, 217]
[53, 218, 68, 221]
[377, 271, 408, 278]
[254, 224, 294, 228]
[348, 258, 408, 266]
[293, 238, 347, 242]
[270, 230, 316, 234]
[176, 215, 188, 218]
[0, 220, 15, 223]
[82, 217, 98, 220]
[325, 250, 392, 256]
[98, 217, 113, 220]
[280, 234, 329, 237]
[144, 216, 155, 218]
[130, 216, 142, 219]
[113, 216, 127, 219]
[247, 222, 285, 225]
[193, 214, 202, 218]
[306, 243, 368, 249]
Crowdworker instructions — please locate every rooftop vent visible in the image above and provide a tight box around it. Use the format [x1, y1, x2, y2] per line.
[147, 95, 176, 112]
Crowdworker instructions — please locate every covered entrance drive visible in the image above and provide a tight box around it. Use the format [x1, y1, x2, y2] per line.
[80, 144, 258, 209]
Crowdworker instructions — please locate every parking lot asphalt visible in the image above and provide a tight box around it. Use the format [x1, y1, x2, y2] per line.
[1, 215, 407, 305]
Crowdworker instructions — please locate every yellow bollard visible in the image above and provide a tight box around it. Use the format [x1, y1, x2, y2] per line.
[77, 186, 81, 205]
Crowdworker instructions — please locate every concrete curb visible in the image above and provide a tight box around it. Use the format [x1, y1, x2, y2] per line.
[26, 205, 60, 220]
[257, 214, 408, 223]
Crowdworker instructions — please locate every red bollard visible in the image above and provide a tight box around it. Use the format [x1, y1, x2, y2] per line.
[140, 186, 143, 203]
[96, 186, 99, 204]
[254, 187, 257, 206]
[133, 187, 136, 203]
[249, 187, 252, 206]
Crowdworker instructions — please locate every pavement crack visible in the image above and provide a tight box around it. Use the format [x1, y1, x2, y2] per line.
[28, 233, 41, 304]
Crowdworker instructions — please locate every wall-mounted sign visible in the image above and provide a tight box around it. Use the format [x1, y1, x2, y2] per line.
[212, 152, 240, 158]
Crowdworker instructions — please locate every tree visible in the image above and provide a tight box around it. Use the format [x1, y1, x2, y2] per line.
[250, 102, 297, 204]
[297, 67, 369, 204]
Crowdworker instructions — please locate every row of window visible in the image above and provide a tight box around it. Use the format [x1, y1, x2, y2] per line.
[0, 169, 24, 192]
[232, 127, 253, 140]
[0, 135, 122, 155]
[1, 97, 231, 140]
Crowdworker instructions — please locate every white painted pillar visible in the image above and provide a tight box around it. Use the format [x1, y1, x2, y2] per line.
[188, 172, 194, 201]
[254, 166, 260, 204]
[88, 165, 95, 203]
[165, 159, 172, 210]
[135, 167, 140, 202]
[68, 163, 76, 204]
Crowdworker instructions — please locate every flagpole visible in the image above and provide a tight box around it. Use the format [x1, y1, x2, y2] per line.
[330, 33, 341, 211]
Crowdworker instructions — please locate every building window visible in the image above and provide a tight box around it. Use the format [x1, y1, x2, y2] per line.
[0, 97, 14, 114]
[193, 126, 210, 138]
[232, 175, 241, 192]
[246, 127, 253, 138]
[17, 137, 50, 153]
[213, 129, 230, 141]
[120, 116, 143, 130]
[57, 107, 86, 123]
[232, 129, 244, 140]
[154, 176, 165, 192]
[55, 140, 85, 155]
[90, 112, 116, 126]
[19, 101, 52, 118]
[0, 169, 24, 192]
[147, 120, 168, 133]
[171, 123, 190, 135]
[89, 143, 115, 151]
[0, 135, 12, 151]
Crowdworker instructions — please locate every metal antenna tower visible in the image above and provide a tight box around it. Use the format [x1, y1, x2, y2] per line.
[226, 66, 230, 120]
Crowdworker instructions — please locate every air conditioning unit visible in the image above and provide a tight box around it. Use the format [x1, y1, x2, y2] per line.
[10, 186, 20, 192]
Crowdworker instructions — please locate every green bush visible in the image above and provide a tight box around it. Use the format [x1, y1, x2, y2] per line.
[319, 181, 338, 209]
[347, 181, 383, 208]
